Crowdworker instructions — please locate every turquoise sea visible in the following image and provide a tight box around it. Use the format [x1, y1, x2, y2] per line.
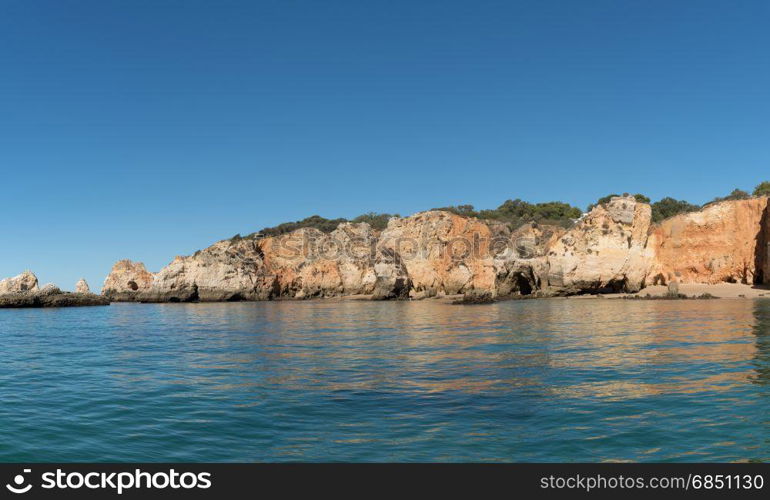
[1, 299, 768, 462]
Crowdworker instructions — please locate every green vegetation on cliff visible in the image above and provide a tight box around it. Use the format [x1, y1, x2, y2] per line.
[753, 181, 770, 197]
[589, 182, 770, 223]
[649, 197, 701, 223]
[589, 193, 699, 223]
[432, 199, 583, 229]
[587, 193, 650, 212]
[709, 188, 751, 204]
[241, 181, 770, 239]
[250, 212, 400, 238]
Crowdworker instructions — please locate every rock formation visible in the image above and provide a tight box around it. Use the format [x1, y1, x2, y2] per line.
[646, 197, 770, 285]
[102, 196, 770, 303]
[75, 279, 90, 294]
[544, 196, 653, 293]
[0, 272, 109, 308]
[106, 223, 380, 302]
[373, 211, 498, 299]
[102, 260, 156, 301]
[38, 283, 61, 296]
[0, 271, 39, 294]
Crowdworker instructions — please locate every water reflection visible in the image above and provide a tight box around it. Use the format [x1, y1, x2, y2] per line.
[0, 299, 769, 461]
[751, 301, 770, 386]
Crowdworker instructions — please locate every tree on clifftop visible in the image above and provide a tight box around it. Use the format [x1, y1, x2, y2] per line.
[650, 197, 700, 223]
[706, 188, 750, 206]
[753, 182, 770, 197]
[587, 193, 649, 212]
[433, 199, 583, 229]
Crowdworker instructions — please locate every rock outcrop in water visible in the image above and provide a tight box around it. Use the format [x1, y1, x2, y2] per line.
[75, 278, 91, 294]
[102, 260, 156, 301]
[0, 272, 109, 308]
[0, 271, 39, 294]
[103, 196, 770, 302]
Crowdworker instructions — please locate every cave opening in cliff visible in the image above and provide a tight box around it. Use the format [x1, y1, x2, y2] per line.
[127, 280, 139, 291]
[594, 278, 629, 294]
[515, 274, 533, 295]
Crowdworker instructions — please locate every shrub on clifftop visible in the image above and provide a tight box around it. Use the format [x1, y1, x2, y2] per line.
[587, 193, 649, 211]
[351, 212, 400, 230]
[753, 181, 770, 197]
[705, 188, 751, 206]
[433, 199, 583, 229]
[650, 197, 700, 223]
[254, 212, 399, 237]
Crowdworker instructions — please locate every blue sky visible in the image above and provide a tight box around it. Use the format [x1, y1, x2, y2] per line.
[1, 0, 769, 291]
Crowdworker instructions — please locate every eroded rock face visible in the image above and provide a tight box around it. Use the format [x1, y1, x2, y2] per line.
[38, 283, 61, 296]
[373, 211, 500, 298]
[75, 279, 90, 294]
[261, 223, 378, 300]
[108, 222, 381, 302]
[102, 260, 156, 301]
[104, 196, 770, 302]
[0, 271, 39, 294]
[509, 222, 567, 259]
[545, 196, 653, 293]
[646, 197, 770, 285]
[140, 238, 264, 302]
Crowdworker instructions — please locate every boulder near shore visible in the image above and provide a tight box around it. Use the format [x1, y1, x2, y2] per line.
[102, 196, 770, 303]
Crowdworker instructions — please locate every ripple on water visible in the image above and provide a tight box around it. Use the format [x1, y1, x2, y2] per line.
[0, 299, 768, 462]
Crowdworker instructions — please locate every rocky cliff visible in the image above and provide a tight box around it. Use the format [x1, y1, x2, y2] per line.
[102, 196, 770, 302]
[373, 211, 499, 299]
[544, 196, 653, 293]
[647, 197, 770, 285]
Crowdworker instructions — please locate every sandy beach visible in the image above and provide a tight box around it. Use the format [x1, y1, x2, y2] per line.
[625, 283, 770, 299]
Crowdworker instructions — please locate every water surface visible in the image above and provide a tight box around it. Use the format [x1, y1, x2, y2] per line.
[1, 299, 768, 462]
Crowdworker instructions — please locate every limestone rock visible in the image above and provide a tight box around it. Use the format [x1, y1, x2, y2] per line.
[262, 223, 378, 300]
[371, 246, 411, 299]
[545, 196, 652, 293]
[667, 280, 680, 296]
[509, 222, 567, 259]
[373, 211, 498, 298]
[102, 260, 156, 301]
[0, 271, 39, 294]
[140, 239, 263, 302]
[38, 283, 61, 296]
[75, 279, 90, 294]
[646, 198, 770, 285]
[103, 196, 770, 302]
[119, 222, 380, 302]
[0, 274, 108, 308]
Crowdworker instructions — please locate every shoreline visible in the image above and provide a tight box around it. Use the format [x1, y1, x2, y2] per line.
[619, 282, 770, 300]
[0, 292, 110, 309]
[98, 282, 770, 306]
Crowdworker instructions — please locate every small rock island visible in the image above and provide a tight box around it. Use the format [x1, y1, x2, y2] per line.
[0, 271, 109, 308]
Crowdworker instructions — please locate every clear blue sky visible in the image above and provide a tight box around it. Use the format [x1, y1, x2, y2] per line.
[1, 0, 769, 291]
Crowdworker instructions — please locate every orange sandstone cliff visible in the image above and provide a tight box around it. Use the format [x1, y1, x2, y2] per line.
[647, 198, 770, 285]
[102, 197, 770, 302]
